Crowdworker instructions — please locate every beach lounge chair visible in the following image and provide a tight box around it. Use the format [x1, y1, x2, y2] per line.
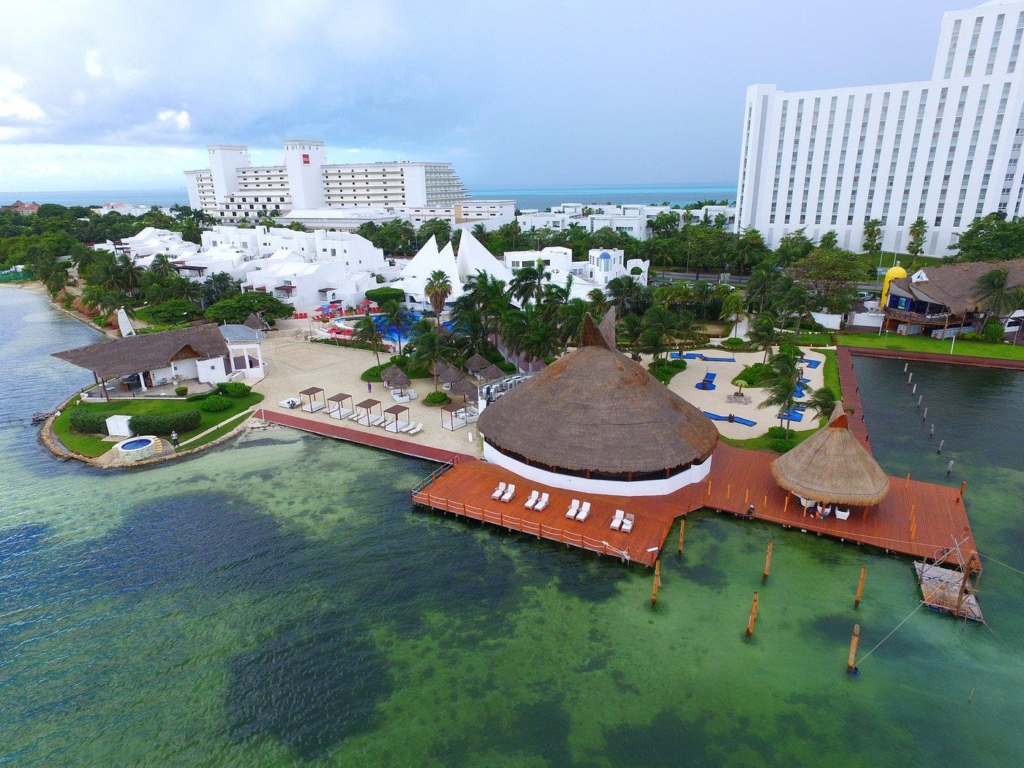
[621, 513, 635, 533]
[576, 501, 591, 521]
[565, 499, 580, 518]
[410, 423, 425, 435]
[534, 493, 549, 512]
[524, 490, 540, 509]
[500, 483, 515, 503]
[398, 421, 416, 433]
[492, 482, 507, 500]
[407, 389, 418, 399]
[610, 510, 625, 530]
[835, 508, 851, 521]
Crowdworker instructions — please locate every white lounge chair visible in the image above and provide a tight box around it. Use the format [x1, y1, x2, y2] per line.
[334, 408, 353, 420]
[500, 483, 515, 503]
[524, 490, 540, 509]
[610, 510, 625, 530]
[576, 501, 591, 521]
[534, 493, 550, 512]
[621, 513, 635, 533]
[398, 421, 416, 433]
[368, 414, 384, 426]
[407, 389, 418, 400]
[565, 499, 580, 519]
[408, 423, 424, 435]
[491, 482, 507, 500]
[835, 508, 851, 521]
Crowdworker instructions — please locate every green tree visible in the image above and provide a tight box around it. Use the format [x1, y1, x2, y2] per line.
[791, 247, 862, 312]
[417, 218, 453, 248]
[908, 217, 928, 257]
[757, 350, 800, 433]
[972, 267, 1018, 322]
[509, 260, 550, 306]
[380, 299, 413, 355]
[775, 228, 815, 266]
[720, 291, 747, 338]
[953, 212, 1024, 262]
[862, 218, 882, 260]
[407, 319, 446, 389]
[424, 269, 453, 326]
[818, 231, 839, 249]
[806, 386, 838, 421]
[204, 292, 293, 325]
[748, 312, 781, 362]
[353, 315, 385, 367]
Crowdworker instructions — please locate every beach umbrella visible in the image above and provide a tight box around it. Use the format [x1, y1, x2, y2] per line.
[464, 353, 489, 374]
[440, 365, 465, 385]
[479, 364, 506, 381]
[449, 376, 479, 402]
[430, 360, 453, 376]
[734, 379, 749, 396]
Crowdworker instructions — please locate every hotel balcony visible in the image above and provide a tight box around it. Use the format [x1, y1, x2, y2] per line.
[882, 307, 970, 327]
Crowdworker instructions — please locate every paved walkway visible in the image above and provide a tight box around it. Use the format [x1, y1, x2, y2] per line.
[256, 408, 478, 464]
[843, 345, 1024, 370]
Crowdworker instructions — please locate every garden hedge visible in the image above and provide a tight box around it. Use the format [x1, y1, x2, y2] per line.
[128, 410, 202, 436]
[198, 395, 233, 412]
[69, 409, 109, 435]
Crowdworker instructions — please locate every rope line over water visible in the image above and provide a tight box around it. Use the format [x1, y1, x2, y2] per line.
[855, 602, 926, 667]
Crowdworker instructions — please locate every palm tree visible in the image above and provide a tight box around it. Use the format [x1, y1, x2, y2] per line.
[380, 299, 412, 355]
[407, 319, 445, 388]
[972, 267, 1016, 325]
[424, 269, 452, 327]
[806, 386, 838, 421]
[509, 261, 550, 306]
[450, 305, 489, 355]
[150, 253, 175, 279]
[757, 351, 800, 433]
[587, 288, 608, 315]
[719, 291, 747, 338]
[557, 298, 589, 351]
[115, 253, 143, 297]
[353, 316, 385, 367]
[606, 275, 642, 316]
[748, 312, 781, 362]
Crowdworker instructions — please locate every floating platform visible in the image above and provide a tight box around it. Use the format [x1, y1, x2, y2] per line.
[914, 561, 984, 622]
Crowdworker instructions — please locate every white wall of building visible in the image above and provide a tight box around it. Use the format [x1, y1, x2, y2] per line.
[736, 0, 1024, 257]
[482, 441, 713, 498]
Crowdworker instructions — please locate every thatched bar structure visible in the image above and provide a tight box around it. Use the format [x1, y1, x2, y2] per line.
[476, 314, 718, 496]
[771, 402, 890, 507]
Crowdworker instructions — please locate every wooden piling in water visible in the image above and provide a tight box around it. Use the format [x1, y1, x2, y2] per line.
[905, 472, 911, 488]
[677, 519, 685, 554]
[651, 559, 661, 606]
[847, 624, 860, 671]
[746, 592, 759, 638]
[855, 566, 867, 607]
[960, 480, 967, 498]
[763, 541, 773, 581]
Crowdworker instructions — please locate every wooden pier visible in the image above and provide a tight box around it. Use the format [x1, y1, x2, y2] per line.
[411, 442, 978, 568]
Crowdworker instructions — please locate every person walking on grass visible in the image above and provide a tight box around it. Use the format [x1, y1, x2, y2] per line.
[171, 430, 179, 448]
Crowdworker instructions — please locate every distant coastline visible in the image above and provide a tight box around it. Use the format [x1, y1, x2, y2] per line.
[1, 182, 736, 212]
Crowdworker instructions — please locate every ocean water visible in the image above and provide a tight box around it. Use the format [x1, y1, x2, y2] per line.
[467, 183, 736, 212]
[0, 190, 190, 209]
[0, 183, 736, 214]
[2, 286, 1023, 765]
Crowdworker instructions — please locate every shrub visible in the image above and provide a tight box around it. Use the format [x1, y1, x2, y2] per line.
[960, 331, 984, 342]
[423, 391, 451, 406]
[198, 395, 233, 412]
[129, 410, 202, 436]
[174, 386, 189, 397]
[364, 286, 406, 305]
[149, 299, 200, 325]
[982, 319, 1006, 343]
[69, 409, 108, 434]
[217, 382, 252, 398]
[735, 363, 773, 386]
[186, 392, 211, 402]
[769, 438, 795, 453]
[767, 426, 795, 440]
[722, 337, 745, 347]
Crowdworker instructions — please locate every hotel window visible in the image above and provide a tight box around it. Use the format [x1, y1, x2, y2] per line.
[964, 17, 983, 76]
[986, 15, 1006, 74]
[945, 19, 962, 78]
[1009, 12, 1024, 73]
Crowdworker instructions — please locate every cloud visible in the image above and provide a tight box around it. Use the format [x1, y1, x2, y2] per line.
[157, 109, 190, 131]
[0, 69, 45, 121]
[84, 49, 102, 77]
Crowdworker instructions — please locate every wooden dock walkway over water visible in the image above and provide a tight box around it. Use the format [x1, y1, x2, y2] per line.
[412, 442, 977, 568]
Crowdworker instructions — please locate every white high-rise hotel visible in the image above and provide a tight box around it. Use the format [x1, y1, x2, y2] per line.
[737, 0, 1024, 256]
[185, 140, 468, 223]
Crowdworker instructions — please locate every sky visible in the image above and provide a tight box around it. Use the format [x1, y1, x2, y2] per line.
[0, 0, 984, 191]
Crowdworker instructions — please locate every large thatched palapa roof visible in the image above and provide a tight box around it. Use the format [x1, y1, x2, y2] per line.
[771, 403, 890, 506]
[52, 324, 228, 379]
[477, 314, 718, 476]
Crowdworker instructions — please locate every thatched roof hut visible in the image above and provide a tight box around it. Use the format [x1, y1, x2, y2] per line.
[449, 376, 479, 401]
[770, 403, 890, 506]
[477, 314, 717, 479]
[478, 364, 506, 381]
[381, 365, 411, 389]
[464, 353, 490, 374]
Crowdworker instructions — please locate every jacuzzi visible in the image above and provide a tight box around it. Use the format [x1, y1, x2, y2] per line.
[115, 436, 157, 461]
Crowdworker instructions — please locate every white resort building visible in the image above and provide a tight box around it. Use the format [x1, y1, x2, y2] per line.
[516, 203, 736, 241]
[736, 0, 1024, 256]
[183, 140, 514, 231]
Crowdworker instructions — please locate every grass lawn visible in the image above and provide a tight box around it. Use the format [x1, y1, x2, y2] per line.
[180, 411, 255, 451]
[837, 332, 1024, 360]
[52, 392, 264, 457]
[820, 349, 840, 397]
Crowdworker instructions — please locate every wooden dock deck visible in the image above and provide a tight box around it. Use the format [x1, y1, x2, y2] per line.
[411, 442, 978, 568]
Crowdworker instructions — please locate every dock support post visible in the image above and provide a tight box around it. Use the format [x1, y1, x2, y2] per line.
[651, 559, 661, 607]
[922, 407, 927, 421]
[908, 372, 913, 384]
[847, 624, 860, 672]
[855, 566, 867, 607]
[905, 472, 911, 488]
[707, 480, 712, 498]
[912, 383, 917, 395]
[784, 494, 790, 515]
[677, 520, 685, 555]
[746, 592, 759, 638]
[727, 484, 731, 500]
[744, 487, 749, 505]
[763, 541, 773, 581]
[960, 481, 967, 498]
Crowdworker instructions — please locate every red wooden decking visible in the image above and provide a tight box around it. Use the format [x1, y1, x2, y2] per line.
[255, 408, 477, 464]
[412, 442, 977, 568]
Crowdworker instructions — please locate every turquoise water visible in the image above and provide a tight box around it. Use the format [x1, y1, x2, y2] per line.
[2, 287, 1023, 765]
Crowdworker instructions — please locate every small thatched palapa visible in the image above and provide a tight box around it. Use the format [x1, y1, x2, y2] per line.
[381, 365, 410, 389]
[477, 314, 717, 476]
[464, 353, 490, 374]
[770, 403, 890, 506]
